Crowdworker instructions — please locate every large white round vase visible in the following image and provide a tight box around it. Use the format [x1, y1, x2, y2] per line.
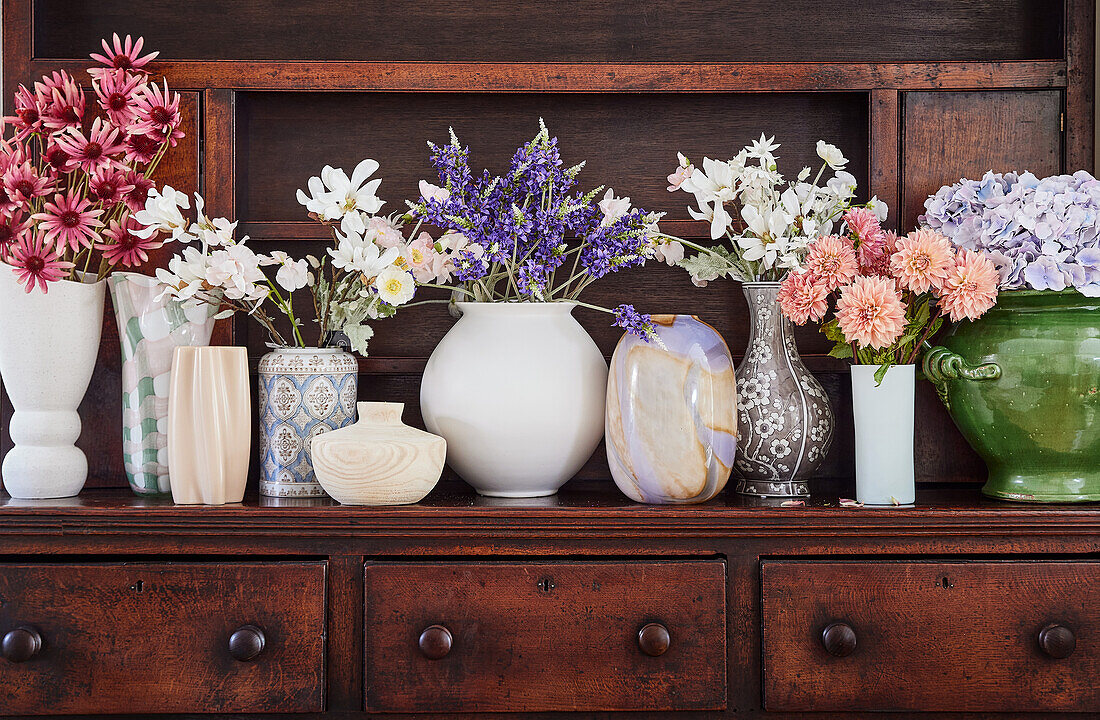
[420, 302, 608, 497]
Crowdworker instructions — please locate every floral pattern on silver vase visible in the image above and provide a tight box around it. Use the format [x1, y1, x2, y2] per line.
[257, 348, 358, 497]
[734, 282, 834, 497]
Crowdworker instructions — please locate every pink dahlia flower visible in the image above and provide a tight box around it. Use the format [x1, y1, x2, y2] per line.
[54, 118, 126, 174]
[8, 231, 73, 292]
[891, 228, 955, 294]
[778, 271, 829, 325]
[805, 235, 858, 291]
[836, 275, 906, 350]
[98, 218, 161, 268]
[32, 191, 104, 253]
[939, 249, 999, 321]
[89, 34, 159, 79]
[843, 207, 882, 243]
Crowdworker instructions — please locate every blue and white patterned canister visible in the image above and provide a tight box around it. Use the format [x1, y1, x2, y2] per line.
[257, 347, 358, 497]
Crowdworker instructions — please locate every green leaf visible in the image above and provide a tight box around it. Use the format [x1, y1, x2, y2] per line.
[828, 342, 853, 359]
[873, 361, 893, 386]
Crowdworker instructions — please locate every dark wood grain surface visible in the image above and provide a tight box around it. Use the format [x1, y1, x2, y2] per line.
[762, 560, 1100, 712]
[364, 561, 726, 712]
[0, 562, 326, 715]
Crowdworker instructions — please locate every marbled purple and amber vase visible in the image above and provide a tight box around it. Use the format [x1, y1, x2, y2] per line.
[605, 314, 737, 504]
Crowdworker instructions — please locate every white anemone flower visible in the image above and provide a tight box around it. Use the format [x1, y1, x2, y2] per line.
[374, 266, 416, 306]
[275, 258, 311, 292]
[816, 140, 848, 171]
[329, 229, 400, 277]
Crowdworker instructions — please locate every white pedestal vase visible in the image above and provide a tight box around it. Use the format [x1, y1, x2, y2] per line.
[851, 363, 915, 505]
[0, 269, 105, 499]
[420, 302, 608, 497]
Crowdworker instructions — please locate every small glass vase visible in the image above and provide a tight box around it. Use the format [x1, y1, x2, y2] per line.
[734, 281, 834, 497]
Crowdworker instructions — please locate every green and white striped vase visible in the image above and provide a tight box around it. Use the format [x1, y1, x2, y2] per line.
[108, 273, 219, 496]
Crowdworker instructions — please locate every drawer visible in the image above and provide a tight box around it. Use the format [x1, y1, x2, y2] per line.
[762, 560, 1099, 712]
[364, 560, 726, 712]
[0, 562, 326, 714]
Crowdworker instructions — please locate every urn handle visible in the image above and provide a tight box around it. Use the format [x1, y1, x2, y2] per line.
[922, 346, 1001, 408]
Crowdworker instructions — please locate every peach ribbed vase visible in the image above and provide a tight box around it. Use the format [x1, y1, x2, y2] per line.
[167, 347, 251, 505]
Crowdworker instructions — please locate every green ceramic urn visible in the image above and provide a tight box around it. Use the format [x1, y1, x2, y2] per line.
[924, 290, 1100, 503]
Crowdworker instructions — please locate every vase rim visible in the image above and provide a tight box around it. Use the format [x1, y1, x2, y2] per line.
[456, 300, 578, 314]
[741, 280, 784, 288]
[109, 271, 160, 286]
[270, 346, 345, 354]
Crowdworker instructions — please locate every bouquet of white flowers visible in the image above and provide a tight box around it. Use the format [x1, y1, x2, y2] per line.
[666, 134, 884, 284]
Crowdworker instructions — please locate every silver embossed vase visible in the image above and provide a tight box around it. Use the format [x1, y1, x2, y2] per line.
[257, 347, 358, 497]
[734, 282, 834, 497]
[606, 314, 737, 504]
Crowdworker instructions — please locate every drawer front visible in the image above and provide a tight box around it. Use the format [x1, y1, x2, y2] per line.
[0, 562, 326, 714]
[364, 560, 726, 712]
[762, 560, 1099, 712]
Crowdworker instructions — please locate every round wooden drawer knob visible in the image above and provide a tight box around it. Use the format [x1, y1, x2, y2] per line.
[419, 624, 452, 660]
[2, 626, 43, 663]
[228, 625, 266, 662]
[1038, 623, 1076, 659]
[638, 622, 671, 657]
[822, 622, 857, 657]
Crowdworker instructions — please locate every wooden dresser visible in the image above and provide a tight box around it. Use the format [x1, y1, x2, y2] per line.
[0, 484, 1097, 717]
[2, 0, 1098, 716]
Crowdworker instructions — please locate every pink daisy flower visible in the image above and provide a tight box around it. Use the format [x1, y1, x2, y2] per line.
[836, 275, 907, 350]
[87, 167, 134, 207]
[98, 217, 161, 268]
[778, 271, 829, 325]
[8, 231, 74, 293]
[891, 228, 955, 294]
[120, 170, 155, 213]
[36, 70, 85, 132]
[32, 192, 104, 253]
[805, 235, 858, 291]
[89, 34, 159, 79]
[94, 69, 147, 128]
[54, 118, 126, 174]
[3, 161, 54, 204]
[0, 209, 32, 261]
[844, 207, 882, 243]
[131, 80, 184, 146]
[939, 249, 1000, 322]
[0, 184, 20, 217]
[5, 84, 45, 140]
[42, 141, 73, 174]
[123, 132, 162, 165]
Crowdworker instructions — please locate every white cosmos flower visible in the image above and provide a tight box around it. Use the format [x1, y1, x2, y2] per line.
[738, 232, 791, 270]
[374, 266, 416, 306]
[189, 194, 236, 247]
[687, 198, 734, 240]
[419, 180, 450, 203]
[133, 185, 192, 241]
[296, 158, 384, 221]
[598, 188, 631, 226]
[816, 140, 848, 170]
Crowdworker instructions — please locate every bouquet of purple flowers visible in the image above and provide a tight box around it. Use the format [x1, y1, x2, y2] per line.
[406, 120, 680, 339]
[921, 170, 1100, 295]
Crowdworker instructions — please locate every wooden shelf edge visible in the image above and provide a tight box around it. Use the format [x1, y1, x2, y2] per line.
[240, 220, 714, 241]
[26, 60, 1068, 92]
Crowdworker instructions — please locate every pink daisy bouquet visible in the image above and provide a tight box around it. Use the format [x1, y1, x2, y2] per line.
[0, 34, 183, 292]
[777, 208, 1001, 382]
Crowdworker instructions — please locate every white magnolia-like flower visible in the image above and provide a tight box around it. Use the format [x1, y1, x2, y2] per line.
[133, 185, 192, 241]
[275, 257, 311, 292]
[598, 188, 631, 226]
[869, 195, 889, 222]
[419, 180, 450, 203]
[653, 239, 685, 266]
[205, 243, 268, 301]
[296, 158, 384, 222]
[190, 194, 236, 247]
[797, 166, 812, 181]
[374, 266, 416, 306]
[827, 170, 858, 201]
[155, 246, 208, 302]
[329, 229, 400, 277]
[816, 140, 848, 171]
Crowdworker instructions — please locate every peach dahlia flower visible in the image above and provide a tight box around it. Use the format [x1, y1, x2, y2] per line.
[836, 275, 906, 350]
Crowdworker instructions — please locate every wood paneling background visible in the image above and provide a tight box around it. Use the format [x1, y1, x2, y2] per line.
[0, 0, 1093, 491]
